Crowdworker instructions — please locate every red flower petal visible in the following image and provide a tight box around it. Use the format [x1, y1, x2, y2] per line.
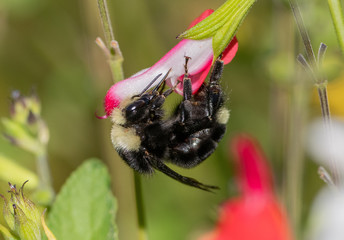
[202, 196, 293, 240]
[230, 134, 273, 196]
[103, 9, 238, 116]
[222, 36, 238, 65]
[199, 134, 294, 240]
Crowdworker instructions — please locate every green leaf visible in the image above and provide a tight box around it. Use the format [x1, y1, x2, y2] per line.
[179, 0, 256, 59]
[0, 154, 39, 188]
[47, 159, 118, 240]
[178, 0, 238, 39]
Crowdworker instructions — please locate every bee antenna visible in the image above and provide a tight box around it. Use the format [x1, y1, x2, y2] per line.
[152, 68, 172, 93]
[131, 73, 162, 99]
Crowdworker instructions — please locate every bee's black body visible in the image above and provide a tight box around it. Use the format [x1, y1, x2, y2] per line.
[111, 58, 229, 191]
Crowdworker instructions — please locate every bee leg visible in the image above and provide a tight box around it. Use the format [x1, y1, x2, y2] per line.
[150, 159, 219, 192]
[208, 58, 224, 117]
[179, 56, 193, 123]
[182, 55, 192, 101]
[151, 86, 175, 110]
[209, 57, 224, 85]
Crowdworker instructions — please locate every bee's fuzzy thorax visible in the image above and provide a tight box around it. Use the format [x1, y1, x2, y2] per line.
[111, 124, 141, 152]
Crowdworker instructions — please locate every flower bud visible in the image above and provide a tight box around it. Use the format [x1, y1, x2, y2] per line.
[2, 91, 49, 156]
[13, 204, 41, 240]
[11, 90, 41, 123]
[0, 193, 15, 231]
[10, 91, 41, 125]
[0, 181, 43, 240]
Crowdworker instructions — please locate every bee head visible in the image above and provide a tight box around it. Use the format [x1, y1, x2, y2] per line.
[124, 93, 155, 123]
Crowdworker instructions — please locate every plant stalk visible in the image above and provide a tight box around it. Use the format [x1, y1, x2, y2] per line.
[284, 70, 309, 236]
[96, 0, 124, 82]
[97, 0, 114, 48]
[96, 0, 148, 239]
[134, 173, 148, 240]
[316, 86, 341, 184]
[288, 0, 316, 67]
[96, 0, 147, 238]
[289, 0, 342, 185]
[327, 0, 344, 54]
[36, 150, 55, 201]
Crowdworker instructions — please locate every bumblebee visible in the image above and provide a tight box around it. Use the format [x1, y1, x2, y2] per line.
[110, 57, 229, 191]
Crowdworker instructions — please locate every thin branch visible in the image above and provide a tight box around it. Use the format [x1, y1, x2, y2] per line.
[134, 173, 148, 240]
[289, 0, 342, 185]
[289, 0, 316, 67]
[317, 43, 328, 66]
[96, 0, 124, 82]
[97, 0, 114, 48]
[327, 0, 344, 55]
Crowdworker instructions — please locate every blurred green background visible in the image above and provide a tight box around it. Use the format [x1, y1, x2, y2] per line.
[0, 0, 343, 239]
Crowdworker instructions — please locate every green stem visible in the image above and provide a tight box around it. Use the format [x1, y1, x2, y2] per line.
[36, 152, 51, 188]
[289, 0, 342, 186]
[96, 0, 146, 238]
[288, 0, 316, 67]
[36, 150, 55, 202]
[317, 85, 331, 126]
[109, 41, 124, 83]
[316, 86, 341, 184]
[96, 0, 124, 82]
[134, 173, 148, 240]
[285, 75, 308, 237]
[97, 0, 114, 48]
[327, 0, 344, 54]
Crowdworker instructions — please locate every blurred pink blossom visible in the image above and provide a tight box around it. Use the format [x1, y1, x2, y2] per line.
[199, 134, 294, 240]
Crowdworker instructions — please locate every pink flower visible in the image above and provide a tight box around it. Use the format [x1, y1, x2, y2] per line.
[199, 134, 294, 240]
[104, 9, 238, 116]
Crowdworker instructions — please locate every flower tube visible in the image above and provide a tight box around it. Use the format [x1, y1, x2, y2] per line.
[104, 9, 238, 116]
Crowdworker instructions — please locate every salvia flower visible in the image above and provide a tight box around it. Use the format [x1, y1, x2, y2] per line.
[1, 91, 49, 156]
[199, 134, 294, 240]
[0, 181, 42, 240]
[103, 9, 238, 116]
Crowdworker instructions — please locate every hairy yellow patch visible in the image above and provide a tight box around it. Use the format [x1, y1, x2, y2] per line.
[111, 124, 140, 151]
[110, 97, 134, 125]
[111, 108, 125, 125]
[216, 107, 230, 124]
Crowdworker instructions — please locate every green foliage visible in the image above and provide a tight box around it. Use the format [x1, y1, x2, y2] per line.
[0, 154, 38, 188]
[0, 224, 19, 240]
[1, 0, 342, 239]
[46, 159, 118, 240]
[178, 0, 256, 60]
[0, 182, 43, 240]
[1, 92, 48, 156]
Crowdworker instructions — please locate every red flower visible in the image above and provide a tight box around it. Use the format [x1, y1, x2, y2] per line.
[200, 135, 294, 240]
[104, 10, 238, 116]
